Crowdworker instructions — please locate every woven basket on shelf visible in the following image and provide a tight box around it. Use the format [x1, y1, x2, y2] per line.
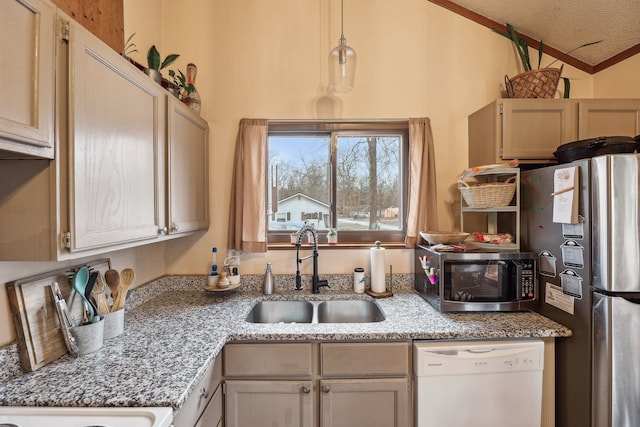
[505, 65, 563, 99]
[458, 176, 517, 208]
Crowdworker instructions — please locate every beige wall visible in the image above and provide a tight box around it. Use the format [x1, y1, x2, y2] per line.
[593, 54, 640, 97]
[148, 0, 601, 277]
[1, 0, 638, 347]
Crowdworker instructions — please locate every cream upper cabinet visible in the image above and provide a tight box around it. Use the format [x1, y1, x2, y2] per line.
[0, 0, 56, 158]
[167, 97, 209, 235]
[65, 14, 165, 251]
[0, 9, 208, 261]
[578, 99, 640, 138]
[469, 98, 640, 166]
[501, 100, 576, 161]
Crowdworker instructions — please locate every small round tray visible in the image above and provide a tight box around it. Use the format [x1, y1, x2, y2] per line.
[203, 282, 240, 293]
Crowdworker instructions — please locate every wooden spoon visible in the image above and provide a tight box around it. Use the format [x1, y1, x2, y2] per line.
[112, 268, 135, 312]
[104, 269, 120, 303]
[91, 273, 112, 315]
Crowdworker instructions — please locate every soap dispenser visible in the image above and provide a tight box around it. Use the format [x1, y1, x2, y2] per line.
[263, 262, 274, 295]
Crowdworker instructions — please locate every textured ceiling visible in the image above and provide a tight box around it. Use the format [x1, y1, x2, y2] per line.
[432, 0, 640, 72]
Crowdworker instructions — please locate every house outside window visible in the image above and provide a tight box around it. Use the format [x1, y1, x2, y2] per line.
[267, 121, 409, 244]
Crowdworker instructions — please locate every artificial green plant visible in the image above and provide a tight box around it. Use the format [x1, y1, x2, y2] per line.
[168, 69, 195, 98]
[146, 45, 179, 71]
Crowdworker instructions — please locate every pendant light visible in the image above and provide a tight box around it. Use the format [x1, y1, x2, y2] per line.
[329, 0, 356, 93]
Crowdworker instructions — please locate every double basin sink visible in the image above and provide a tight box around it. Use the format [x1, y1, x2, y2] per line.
[246, 299, 385, 324]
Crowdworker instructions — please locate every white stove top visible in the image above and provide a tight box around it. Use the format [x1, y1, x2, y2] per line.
[0, 407, 173, 427]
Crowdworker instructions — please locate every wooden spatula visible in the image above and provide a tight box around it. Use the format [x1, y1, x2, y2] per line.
[112, 268, 134, 312]
[91, 273, 111, 315]
[104, 269, 120, 302]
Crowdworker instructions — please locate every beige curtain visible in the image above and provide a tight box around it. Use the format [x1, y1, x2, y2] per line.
[405, 117, 438, 247]
[228, 119, 269, 253]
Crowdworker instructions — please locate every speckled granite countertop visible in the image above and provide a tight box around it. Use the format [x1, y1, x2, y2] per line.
[0, 274, 571, 413]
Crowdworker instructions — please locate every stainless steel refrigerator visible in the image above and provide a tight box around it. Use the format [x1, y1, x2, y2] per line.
[521, 154, 640, 427]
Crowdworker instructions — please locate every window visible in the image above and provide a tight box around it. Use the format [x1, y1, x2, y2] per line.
[267, 121, 409, 244]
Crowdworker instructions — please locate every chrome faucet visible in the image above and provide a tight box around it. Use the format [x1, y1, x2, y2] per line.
[295, 225, 329, 293]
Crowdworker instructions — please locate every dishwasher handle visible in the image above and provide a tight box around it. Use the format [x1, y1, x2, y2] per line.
[428, 346, 536, 358]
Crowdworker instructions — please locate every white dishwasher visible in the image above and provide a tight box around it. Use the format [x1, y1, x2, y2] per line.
[413, 339, 544, 427]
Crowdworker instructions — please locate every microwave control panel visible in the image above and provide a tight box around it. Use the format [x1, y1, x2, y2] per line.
[519, 260, 535, 299]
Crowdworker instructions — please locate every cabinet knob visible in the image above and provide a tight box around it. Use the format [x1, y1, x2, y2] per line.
[200, 387, 210, 400]
[322, 385, 331, 393]
[170, 222, 179, 233]
[301, 386, 311, 394]
[158, 226, 168, 234]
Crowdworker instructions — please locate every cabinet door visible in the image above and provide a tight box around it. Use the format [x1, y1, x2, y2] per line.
[320, 378, 409, 427]
[501, 99, 576, 160]
[225, 380, 314, 427]
[194, 383, 223, 427]
[66, 18, 165, 251]
[174, 357, 222, 427]
[578, 99, 640, 138]
[0, 0, 55, 158]
[167, 97, 209, 234]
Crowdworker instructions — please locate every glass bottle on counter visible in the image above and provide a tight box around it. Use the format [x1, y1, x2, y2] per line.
[186, 63, 201, 114]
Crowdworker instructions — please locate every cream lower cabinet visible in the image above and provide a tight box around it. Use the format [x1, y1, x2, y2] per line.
[174, 357, 223, 427]
[225, 380, 314, 427]
[0, 0, 56, 159]
[319, 378, 408, 427]
[223, 342, 410, 427]
[469, 98, 640, 166]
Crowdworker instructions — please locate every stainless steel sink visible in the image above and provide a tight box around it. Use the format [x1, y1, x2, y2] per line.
[245, 300, 314, 323]
[317, 300, 385, 323]
[245, 299, 385, 324]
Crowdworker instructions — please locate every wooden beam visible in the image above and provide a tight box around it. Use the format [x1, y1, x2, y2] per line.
[51, 0, 124, 53]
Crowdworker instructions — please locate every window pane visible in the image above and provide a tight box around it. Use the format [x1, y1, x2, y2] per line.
[268, 136, 331, 232]
[336, 136, 402, 231]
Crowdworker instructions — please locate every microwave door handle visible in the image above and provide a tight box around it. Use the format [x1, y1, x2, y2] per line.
[514, 260, 523, 299]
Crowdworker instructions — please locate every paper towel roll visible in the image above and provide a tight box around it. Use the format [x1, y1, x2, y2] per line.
[370, 243, 386, 293]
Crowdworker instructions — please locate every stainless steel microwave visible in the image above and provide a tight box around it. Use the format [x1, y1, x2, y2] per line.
[415, 245, 538, 312]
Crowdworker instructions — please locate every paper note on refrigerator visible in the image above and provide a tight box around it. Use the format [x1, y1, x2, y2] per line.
[552, 166, 579, 224]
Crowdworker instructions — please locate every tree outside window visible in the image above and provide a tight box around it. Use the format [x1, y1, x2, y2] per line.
[267, 122, 408, 244]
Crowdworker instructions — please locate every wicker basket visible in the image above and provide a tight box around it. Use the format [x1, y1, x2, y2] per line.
[505, 65, 563, 99]
[458, 176, 517, 208]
